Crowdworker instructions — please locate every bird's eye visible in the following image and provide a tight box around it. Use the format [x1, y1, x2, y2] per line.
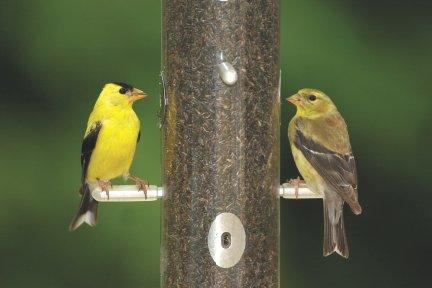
[119, 87, 127, 94]
[308, 95, 317, 101]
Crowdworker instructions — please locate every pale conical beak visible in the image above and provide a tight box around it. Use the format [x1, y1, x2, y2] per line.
[130, 88, 147, 102]
[287, 93, 301, 105]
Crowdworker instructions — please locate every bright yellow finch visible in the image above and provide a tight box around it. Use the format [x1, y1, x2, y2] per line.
[287, 88, 362, 258]
[69, 82, 148, 231]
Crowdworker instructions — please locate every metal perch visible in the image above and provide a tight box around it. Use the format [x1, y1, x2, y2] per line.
[91, 183, 321, 202]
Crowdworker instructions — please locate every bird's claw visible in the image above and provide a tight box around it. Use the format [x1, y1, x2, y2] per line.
[138, 180, 149, 200]
[98, 180, 112, 199]
[289, 176, 305, 199]
[129, 176, 149, 199]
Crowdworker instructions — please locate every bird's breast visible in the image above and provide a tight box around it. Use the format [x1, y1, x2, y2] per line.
[291, 144, 325, 195]
[86, 110, 140, 181]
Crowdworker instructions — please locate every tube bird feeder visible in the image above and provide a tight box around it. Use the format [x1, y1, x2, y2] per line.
[161, 0, 280, 286]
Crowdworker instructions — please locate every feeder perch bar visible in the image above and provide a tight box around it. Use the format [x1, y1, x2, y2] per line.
[91, 183, 321, 202]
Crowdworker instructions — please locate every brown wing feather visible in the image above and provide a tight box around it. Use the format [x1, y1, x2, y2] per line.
[294, 128, 362, 214]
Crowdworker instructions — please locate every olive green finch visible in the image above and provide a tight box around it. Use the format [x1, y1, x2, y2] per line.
[287, 88, 362, 258]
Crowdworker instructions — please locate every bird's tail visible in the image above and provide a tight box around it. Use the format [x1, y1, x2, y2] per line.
[323, 196, 349, 258]
[69, 184, 98, 231]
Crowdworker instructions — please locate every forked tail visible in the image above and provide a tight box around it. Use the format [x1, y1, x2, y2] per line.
[323, 195, 349, 258]
[69, 184, 98, 231]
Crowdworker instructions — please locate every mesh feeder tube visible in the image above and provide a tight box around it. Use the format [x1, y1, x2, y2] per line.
[161, 0, 280, 287]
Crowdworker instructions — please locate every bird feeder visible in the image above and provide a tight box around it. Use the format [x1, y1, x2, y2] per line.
[160, 0, 280, 285]
[91, 0, 321, 287]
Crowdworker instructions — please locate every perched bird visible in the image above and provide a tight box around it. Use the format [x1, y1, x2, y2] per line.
[69, 82, 148, 231]
[287, 88, 362, 258]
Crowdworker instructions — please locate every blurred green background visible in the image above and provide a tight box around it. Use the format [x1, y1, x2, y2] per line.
[0, 0, 430, 287]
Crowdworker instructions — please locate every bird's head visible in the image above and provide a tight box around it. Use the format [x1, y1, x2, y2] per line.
[287, 88, 336, 118]
[97, 82, 147, 107]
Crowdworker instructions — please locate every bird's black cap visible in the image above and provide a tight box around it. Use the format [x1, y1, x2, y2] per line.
[111, 82, 133, 92]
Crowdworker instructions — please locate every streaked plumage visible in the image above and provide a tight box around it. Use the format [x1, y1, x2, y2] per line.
[287, 88, 362, 258]
[69, 82, 147, 231]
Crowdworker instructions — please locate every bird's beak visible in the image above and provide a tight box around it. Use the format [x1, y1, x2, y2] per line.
[287, 93, 301, 105]
[130, 88, 147, 102]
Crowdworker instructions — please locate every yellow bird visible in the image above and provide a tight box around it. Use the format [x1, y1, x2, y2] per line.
[69, 82, 148, 231]
[287, 88, 362, 258]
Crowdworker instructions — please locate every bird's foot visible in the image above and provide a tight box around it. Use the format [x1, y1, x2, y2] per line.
[128, 175, 149, 199]
[98, 179, 112, 199]
[288, 176, 305, 199]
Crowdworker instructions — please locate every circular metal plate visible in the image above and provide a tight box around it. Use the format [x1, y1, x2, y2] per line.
[208, 213, 246, 268]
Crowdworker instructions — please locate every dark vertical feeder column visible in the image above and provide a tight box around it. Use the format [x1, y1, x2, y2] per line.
[161, 0, 280, 287]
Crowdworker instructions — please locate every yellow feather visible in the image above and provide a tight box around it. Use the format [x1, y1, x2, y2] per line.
[288, 116, 324, 195]
[85, 83, 141, 182]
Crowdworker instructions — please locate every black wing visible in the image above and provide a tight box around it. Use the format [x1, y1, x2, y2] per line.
[81, 122, 102, 184]
[137, 130, 141, 143]
[294, 129, 360, 211]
